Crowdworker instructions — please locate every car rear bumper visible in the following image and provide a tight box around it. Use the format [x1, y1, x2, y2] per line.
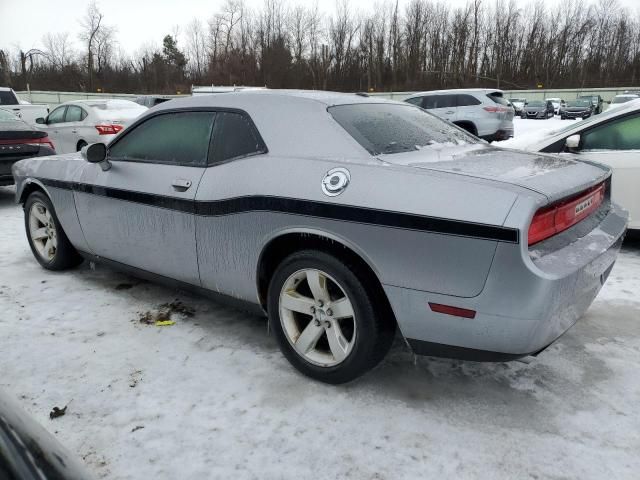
[384, 202, 628, 361]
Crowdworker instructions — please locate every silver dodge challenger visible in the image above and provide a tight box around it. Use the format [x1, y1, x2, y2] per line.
[12, 91, 628, 384]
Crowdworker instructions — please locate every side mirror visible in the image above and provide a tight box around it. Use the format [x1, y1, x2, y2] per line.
[35, 117, 45, 124]
[81, 143, 111, 171]
[565, 134, 581, 151]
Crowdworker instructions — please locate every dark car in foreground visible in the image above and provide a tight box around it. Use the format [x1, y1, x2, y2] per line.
[0, 109, 55, 186]
[0, 389, 90, 479]
[560, 99, 593, 120]
[521, 100, 555, 119]
[12, 90, 627, 384]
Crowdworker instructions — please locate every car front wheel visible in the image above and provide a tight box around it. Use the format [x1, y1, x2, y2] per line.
[24, 191, 83, 270]
[268, 250, 395, 384]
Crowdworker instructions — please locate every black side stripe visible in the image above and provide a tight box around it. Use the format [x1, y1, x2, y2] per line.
[37, 178, 519, 243]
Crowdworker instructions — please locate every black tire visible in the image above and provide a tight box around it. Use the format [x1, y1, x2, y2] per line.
[77, 140, 88, 152]
[455, 122, 477, 137]
[268, 250, 395, 384]
[24, 191, 83, 271]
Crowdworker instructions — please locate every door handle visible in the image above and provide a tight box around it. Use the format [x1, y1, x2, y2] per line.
[71, 129, 77, 133]
[445, 110, 455, 114]
[172, 179, 192, 191]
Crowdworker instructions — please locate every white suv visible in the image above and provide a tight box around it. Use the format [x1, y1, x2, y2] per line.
[404, 88, 514, 142]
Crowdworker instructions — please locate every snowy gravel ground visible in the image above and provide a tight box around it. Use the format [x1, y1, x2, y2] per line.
[1, 122, 640, 479]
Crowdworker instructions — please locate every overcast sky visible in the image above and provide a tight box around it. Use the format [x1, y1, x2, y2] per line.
[1, 0, 639, 56]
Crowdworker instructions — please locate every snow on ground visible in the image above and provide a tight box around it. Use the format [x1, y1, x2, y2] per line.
[498, 115, 582, 148]
[1, 142, 640, 479]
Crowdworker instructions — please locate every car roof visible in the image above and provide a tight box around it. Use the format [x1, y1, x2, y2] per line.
[150, 90, 403, 160]
[405, 88, 502, 98]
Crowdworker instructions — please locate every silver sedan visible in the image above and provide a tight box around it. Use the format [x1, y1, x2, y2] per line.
[12, 91, 627, 383]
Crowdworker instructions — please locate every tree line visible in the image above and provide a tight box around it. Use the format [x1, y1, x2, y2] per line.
[1, 0, 639, 95]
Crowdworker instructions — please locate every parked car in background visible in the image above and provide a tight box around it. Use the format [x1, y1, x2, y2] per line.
[521, 100, 555, 119]
[578, 94, 604, 114]
[0, 108, 55, 186]
[607, 93, 639, 110]
[404, 88, 514, 141]
[559, 99, 593, 119]
[0, 87, 49, 125]
[0, 389, 91, 480]
[134, 95, 172, 108]
[12, 90, 626, 383]
[508, 98, 526, 114]
[35, 99, 147, 153]
[545, 97, 566, 115]
[506, 98, 640, 231]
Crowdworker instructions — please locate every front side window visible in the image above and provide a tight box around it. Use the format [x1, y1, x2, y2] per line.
[405, 97, 422, 106]
[47, 107, 66, 124]
[109, 111, 216, 166]
[208, 111, 266, 164]
[329, 103, 477, 155]
[581, 113, 640, 151]
[65, 106, 85, 122]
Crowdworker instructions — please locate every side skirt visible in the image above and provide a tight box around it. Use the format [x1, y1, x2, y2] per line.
[77, 251, 266, 317]
[406, 338, 534, 362]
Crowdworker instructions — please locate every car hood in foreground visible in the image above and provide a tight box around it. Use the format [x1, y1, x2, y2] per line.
[379, 144, 609, 202]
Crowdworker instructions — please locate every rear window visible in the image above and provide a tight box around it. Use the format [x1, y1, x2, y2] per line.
[328, 103, 476, 155]
[487, 92, 510, 106]
[0, 91, 19, 105]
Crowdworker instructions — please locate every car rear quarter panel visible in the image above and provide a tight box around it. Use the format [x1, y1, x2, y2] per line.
[195, 154, 521, 303]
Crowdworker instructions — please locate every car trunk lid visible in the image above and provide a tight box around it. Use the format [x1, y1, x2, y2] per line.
[378, 144, 610, 203]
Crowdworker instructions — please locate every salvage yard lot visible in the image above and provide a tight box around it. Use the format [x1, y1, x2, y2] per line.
[1, 117, 640, 479]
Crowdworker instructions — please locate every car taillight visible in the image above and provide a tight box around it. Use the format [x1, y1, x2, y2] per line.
[528, 182, 606, 246]
[0, 136, 55, 151]
[95, 124, 123, 135]
[483, 106, 511, 113]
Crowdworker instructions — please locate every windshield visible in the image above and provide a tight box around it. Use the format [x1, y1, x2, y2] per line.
[527, 101, 545, 107]
[566, 100, 591, 107]
[0, 109, 19, 121]
[328, 103, 477, 155]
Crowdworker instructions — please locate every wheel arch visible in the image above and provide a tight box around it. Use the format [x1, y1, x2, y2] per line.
[76, 139, 88, 151]
[256, 229, 398, 327]
[18, 178, 51, 205]
[453, 120, 478, 136]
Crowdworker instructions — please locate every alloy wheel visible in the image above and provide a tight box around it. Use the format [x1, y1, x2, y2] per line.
[279, 268, 356, 367]
[28, 201, 57, 261]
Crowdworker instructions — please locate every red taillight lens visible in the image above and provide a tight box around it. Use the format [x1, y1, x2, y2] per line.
[528, 182, 606, 246]
[0, 136, 55, 151]
[483, 106, 511, 113]
[95, 124, 123, 135]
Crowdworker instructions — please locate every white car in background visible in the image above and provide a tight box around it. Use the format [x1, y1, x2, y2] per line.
[506, 98, 640, 231]
[35, 99, 147, 153]
[607, 93, 639, 111]
[545, 97, 566, 115]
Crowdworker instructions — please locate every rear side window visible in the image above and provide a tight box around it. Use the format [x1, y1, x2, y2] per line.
[405, 97, 422, 106]
[456, 94, 481, 107]
[329, 103, 476, 155]
[208, 111, 266, 164]
[487, 92, 510, 106]
[422, 95, 456, 109]
[65, 106, 86, 122]
[0, 91, 18, 105]
[109, 111, 215, 166]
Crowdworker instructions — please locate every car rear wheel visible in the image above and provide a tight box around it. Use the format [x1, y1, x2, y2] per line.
[24, 192, 83, 270]
[268, 250, 395, 384]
